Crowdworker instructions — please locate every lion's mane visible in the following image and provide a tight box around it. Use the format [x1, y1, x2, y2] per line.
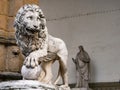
[14, 4, 48, 56]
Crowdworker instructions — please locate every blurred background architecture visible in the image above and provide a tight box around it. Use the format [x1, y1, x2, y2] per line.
[0, 0, 120, 89]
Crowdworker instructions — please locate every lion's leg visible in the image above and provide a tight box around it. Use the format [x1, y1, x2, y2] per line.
[41, 64, 53, 84]
[59, 57, 68, 87]
[54, 69, 61, 85]
[61, 62, 68, 86]
[38, 61, 53, 84]
[54, 47, 69, 87]
[38, 70, 45, 81]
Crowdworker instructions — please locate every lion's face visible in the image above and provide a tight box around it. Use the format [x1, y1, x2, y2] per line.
[14, 4, 46, 35]
[23, 11, 41, 34]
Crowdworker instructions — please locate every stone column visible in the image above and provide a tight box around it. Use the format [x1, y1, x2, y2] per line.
[0, 0, 9, 71]
[0, 0, 39, 72]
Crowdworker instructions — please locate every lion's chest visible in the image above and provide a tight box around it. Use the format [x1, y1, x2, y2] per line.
[19, 35, 45, 56]
[22, 36, 39, 48]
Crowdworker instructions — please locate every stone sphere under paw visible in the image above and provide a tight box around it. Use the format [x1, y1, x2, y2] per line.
[21, 65, 41, 80]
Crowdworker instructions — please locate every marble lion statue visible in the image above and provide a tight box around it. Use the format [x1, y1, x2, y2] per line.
[14, 4, 69, 87]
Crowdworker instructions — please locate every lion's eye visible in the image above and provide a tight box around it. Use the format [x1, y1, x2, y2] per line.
[27, 16, 33, 20]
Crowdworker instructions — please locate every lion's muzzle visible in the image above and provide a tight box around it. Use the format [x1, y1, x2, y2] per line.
[26, 28, 40, 34]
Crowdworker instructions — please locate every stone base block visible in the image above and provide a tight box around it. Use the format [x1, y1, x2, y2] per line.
[0, 80, 71, 90]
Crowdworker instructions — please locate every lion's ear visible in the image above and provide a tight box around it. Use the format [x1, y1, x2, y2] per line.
[39, 14, 45, 18]
[40, 17, 46, 30]
[40, 24, 45, 29]
[38, 30, 46, 38]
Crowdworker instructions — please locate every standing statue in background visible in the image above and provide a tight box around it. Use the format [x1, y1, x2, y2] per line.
[72, 45, 90, 88]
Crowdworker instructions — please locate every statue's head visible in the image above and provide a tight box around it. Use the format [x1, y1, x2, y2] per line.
[78, 45, 84, 52]
[14, 4, 46, 35]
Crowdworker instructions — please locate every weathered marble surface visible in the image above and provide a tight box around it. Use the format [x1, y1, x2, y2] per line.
[0, 80, 70, 90]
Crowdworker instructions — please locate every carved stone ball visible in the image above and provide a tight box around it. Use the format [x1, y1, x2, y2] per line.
[21, 65, 41, 80]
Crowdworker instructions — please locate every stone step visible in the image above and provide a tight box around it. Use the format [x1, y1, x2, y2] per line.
[0, 80, 71, 90]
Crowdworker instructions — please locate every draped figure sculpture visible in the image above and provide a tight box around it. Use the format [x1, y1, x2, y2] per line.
[72, 45, 90, 88]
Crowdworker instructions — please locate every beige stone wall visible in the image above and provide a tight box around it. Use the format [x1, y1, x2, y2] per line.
[0, 0, 39, 72]
[40, 0, 120, 83]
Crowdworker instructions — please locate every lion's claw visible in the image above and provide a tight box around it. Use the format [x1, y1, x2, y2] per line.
[24, 56, 39, 68]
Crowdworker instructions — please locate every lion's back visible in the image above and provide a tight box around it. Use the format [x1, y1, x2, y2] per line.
[48, 35, 68, 56]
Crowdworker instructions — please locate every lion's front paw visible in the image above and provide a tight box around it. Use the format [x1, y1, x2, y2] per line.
[24, 56, 39, 68]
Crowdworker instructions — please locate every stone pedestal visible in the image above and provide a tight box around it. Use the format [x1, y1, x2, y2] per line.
[0, 80, 70, 90]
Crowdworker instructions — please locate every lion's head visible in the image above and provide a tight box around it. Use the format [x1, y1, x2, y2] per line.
[14, 4, 48, 56]
[14, 4, 46, 35]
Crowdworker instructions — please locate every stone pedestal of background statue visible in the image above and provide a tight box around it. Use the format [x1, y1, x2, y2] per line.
[0, 80, 70, 90]
[71, 88, 92, 90]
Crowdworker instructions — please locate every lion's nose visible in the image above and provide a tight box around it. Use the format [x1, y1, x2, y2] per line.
[33, 25, 38, 28]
